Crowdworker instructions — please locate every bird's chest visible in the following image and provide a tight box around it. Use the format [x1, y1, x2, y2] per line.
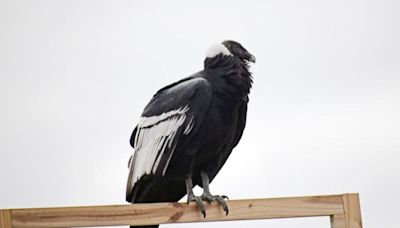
[208, 95, 236, 125]
[198, 98, 242, 153]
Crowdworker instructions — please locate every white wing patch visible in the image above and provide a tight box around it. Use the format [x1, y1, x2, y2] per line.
[128, 106, 192, 190]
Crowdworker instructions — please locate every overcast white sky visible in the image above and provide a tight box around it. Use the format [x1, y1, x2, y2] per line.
[1, 0, 400, 227]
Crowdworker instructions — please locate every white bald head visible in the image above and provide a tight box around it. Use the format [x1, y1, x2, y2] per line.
[206, 43, 232, 58]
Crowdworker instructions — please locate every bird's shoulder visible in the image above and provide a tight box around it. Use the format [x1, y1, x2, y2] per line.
[155, 72, 210, 96]
[142, 73, 212, 117]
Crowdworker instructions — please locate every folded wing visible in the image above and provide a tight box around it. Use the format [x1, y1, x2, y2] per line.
[126, 76, 212, 199]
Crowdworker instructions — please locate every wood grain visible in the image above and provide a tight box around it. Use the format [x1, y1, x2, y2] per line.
[9, 194, 345, 227]
[342, 193, 362, 228]
[1, 194, 363, 228]
[330, 214, 346, 228]
[0, 210, 13, 228]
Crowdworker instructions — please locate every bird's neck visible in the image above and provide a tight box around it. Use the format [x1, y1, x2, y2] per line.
[204, 56, 253, 99]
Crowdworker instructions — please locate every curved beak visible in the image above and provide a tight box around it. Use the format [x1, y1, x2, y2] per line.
[248, 54, 256, 63]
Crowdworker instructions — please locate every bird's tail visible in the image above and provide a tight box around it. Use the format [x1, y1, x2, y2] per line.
[130, 226, 159, 228]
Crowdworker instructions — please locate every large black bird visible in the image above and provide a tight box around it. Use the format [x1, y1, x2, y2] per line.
[126, 40, 255, 228]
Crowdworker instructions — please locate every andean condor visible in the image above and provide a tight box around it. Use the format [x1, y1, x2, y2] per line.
[126, 40, 255, 228]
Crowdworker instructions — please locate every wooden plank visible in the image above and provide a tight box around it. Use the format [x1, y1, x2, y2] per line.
[330, 214, 346, 228]
[0, 209, 13, 228]
[342, 193, 362, 228]
[10, 194, 344, 227]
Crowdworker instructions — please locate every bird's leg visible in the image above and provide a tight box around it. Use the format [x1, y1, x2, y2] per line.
[185, 175, 206, 218]
[200, 172, 229, 215]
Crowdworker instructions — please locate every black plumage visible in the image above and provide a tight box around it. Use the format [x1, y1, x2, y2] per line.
[126, 40, 255, 228]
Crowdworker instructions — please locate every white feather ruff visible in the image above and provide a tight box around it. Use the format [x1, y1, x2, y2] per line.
[206, 43, 232, 58]
[129, 106, 191, 188]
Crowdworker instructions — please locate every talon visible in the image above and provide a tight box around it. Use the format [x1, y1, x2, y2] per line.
[188, 195, 206, 218]
[195, 197, 206, 218]
[215, 196, 229, 215]
[200, 194, 229, 215]
[199, 172, 229, 216]
[186, 176, 207, 218]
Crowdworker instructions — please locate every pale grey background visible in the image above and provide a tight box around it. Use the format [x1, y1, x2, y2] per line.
[1, 0, 400, 227]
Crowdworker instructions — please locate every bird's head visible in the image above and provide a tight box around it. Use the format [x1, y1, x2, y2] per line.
[205, 40, 255, 68]
[222, 40, 256, 64]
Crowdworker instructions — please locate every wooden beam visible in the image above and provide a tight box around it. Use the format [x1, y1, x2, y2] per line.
[0, 210, 13, 228]
[342, 193, 362, 228]
[1, 194, 359, 227]
[330, 214, 346, 228]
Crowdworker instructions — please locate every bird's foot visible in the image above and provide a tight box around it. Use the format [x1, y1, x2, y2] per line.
[187, 194, 206, 218]
[201, 193, 229, 215]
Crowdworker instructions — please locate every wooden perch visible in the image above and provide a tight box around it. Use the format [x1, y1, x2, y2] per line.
[0, 193, 362, 228]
